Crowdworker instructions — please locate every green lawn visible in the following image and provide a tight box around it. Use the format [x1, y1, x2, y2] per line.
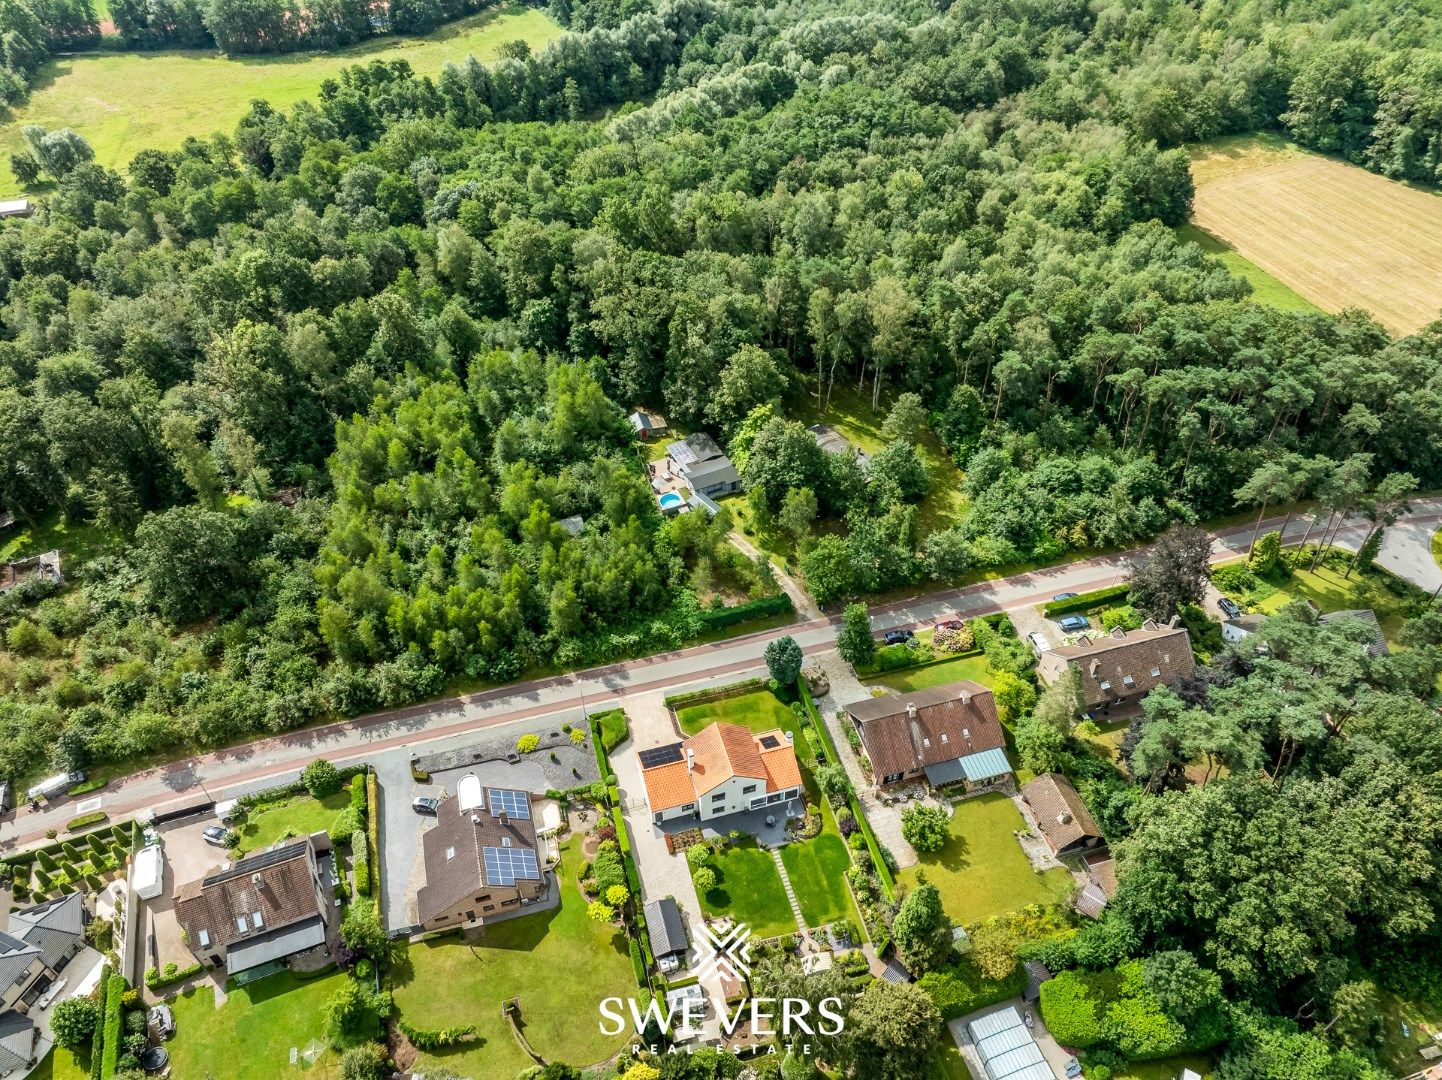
[1174, 223, 1323, 314]
[0, 6, 562, 185]
[1109, 1055, 1214, 1080]
[165, 969, 349, 1080]
[236, 790, 350, 854]
[1222, 561, 1419, 644]
[780, 792, 857, 929]
[30, 1048, 89, 1080]
[871, 653, 995, 694]
[695, 836, 798, 940]
[924, 1032, 970, 1080]
[899, 793, 1073, 927]
[392, 835, 634, 1075]
[0, 509, 126, 568]
[676, 690, 802, 742]
[1378, 988, 1442, 1078]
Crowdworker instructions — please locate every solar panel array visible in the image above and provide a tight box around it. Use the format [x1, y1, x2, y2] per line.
[483, 846, 540, 886]
[759, 735, 780, 749]
[639, 743, 684, 769]
[487, 788, 531, 819]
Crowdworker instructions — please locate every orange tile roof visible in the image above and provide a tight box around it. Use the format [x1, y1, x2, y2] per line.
[757, 731, 802, 793]
[683, 723, 766, 796]
[641, 760, 696, 812]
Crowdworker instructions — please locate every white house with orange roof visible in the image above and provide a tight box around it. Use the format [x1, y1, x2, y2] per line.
[639, 722, 803, 824]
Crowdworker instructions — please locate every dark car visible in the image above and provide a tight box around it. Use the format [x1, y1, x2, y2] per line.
[1052, 592, 1078, 602]
[1057, 614, 1091, 633]
[1218, 596, 1242, 619]
[935, 619, 964, 632]
[882, 629, 915, 647]
[201, 825, 230, 847]
[412, 796, 441, 815]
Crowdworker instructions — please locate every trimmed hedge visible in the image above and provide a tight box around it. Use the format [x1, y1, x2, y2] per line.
[352, 829, 370, 897]
[663, 677, 766, 708]
[89, 966, 109, 1080]
[1042, 584, 1130, 617]
[629, 939, 648, 990]
[365, 770, 381, 899]
[919, 959, 1027, 1021]
[67, 778, 107, 797]
[65, 811, 109, 833]
[593, 708, 629, 754]
[234, 764, 366, 810]
[697, 593, 793, 630]
[145, 961, 202, 990]
[399, 1020, 476, 1050]
[99, 973, 127, 1078]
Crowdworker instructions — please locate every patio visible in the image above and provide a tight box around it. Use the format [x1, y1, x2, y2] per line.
[654, 800, 804, 849]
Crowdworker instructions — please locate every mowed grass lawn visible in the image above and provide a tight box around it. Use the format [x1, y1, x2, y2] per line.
[1219, 561, 1419, 644]
[392, 836, 634, 1075]
[166, 969, 350, 1080]
[872, 653, 994, 694]
[236, 789, 350, 854]
[676, 690, 803, 744]
[0, 6, 562, 184]
[30, 1048, 89, 1080]
[1174, 222, 1321, 315]
[1189, 132, 1442, 335]
[695, 836, 797, 940]
[899, 792, 1072, 927]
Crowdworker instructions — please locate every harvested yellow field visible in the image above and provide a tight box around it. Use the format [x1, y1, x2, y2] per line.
[1190, 135, 1442, 335]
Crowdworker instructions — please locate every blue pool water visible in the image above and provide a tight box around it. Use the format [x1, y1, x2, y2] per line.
[658, 492, 684, 510]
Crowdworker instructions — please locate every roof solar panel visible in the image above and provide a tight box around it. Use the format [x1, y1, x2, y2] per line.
[487, 788, 531, 819]
[483, 846, 540, 887]
[639, 743, 684, 769]
[759, 735, 780, 749]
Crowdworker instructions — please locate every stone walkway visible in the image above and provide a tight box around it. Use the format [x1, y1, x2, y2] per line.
[728, 533, 821, 619]
[810, 651, 918, 869]
[770, 849, 809, 934]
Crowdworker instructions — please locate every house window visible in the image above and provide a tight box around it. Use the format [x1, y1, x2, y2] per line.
[1150, 667, 1161, 677]
[445, 847, 456, 860]
[922, 738, 931, 748]
[235, 917, 248, 934]
[742, 784, 757, 794]
[884, 773, 904, 784]
[198, 930, 210, 948]
[940, 734, 948, 744]
[712, 792, 725, 802]
[682, 804, 694, 812]
[1099, 681, 1111, 690]
[1122, 675, 1135, 686]
[653, 811, 663, 823]
[767, 793, 782, 803]
[251, 912, 263, 929]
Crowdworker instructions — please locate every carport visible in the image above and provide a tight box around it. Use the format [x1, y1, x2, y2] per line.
[967, 1006, 1056, 1080]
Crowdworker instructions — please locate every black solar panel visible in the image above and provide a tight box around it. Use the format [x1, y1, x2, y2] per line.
[487, 788, 531, 819]
[483, 846, 540, 886]
[203, 839, 308, 886]
[639, 743, 684, 769]
[759, 735, 780, 749]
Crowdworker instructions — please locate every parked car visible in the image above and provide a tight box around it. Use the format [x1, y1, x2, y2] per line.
[1026, 631, 1052, 655]
[935, 618, 964, 632]
[1058, 614, 1091, 633]
[201, 825, 230, 847]
[1218, 596, 1242, 619]
[882, 629, 915, 646]
[412, 796, 441, 815]
[148, 1004, 175, 1040]
[1052, 592, 1078, 602]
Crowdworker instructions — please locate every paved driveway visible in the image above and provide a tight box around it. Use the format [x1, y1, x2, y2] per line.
[144, 817, 228, 979]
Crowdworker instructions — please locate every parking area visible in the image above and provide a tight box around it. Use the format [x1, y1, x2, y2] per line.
[143, 816, 229, 985]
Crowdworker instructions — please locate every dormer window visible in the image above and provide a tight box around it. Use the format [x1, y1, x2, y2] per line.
[1099, 681, 1111, 690]
[922, 738, 931, 748]
[235, 917, 248, 934]
[252, 912, 263, 929]
[1150, 667, 1161, 677]
[445, 847, 456, 861]
[941, 734, 949, 744]
[1122, 675, 1135, 686]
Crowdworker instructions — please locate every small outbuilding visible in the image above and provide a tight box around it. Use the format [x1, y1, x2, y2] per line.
[628, 411, 669, 439]
[644, 897, 689, 971]
[1020, 773, 1104, 857]
[0, 198, 33, 219]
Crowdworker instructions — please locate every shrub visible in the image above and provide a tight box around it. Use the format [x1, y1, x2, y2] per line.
[517, 733, 540, 753]
[1099, 605, 1143, 632]
[302, 758, 342, 798]
[685, 844, 711, 870]
[329, 807, 363, 847]
[588, 899, 616, 921]
[1042, 585, 1131, 617]
[399, 1021, 476, 1051]
[901, 804, 949, 853]
[1039, 970, 1105, 1047]
[932, 625, 976, 653]
[66, 812, 109, 832]
[352, 829, 370, 897]
[692, 866, 717, 893]
[591, 841, 626, 893]
[919, 958, 1027, 1021]
[51, 996, 98, 1049]
[349, 773, 367, 815]
[144, 962, 202, 990]
[338, 1041, 389, 1080]
[570, 729, 586, 744]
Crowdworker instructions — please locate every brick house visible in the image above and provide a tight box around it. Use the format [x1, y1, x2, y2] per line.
[1036, 617, 1195, 718]
[843, 680, 1013, 789]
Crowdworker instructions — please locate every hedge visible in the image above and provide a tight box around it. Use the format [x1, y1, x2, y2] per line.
[145, 961, 203, 990]
[592, 708, 629, 754]
[919, 959, 1027, 1021]
[349, 773, 367, 815]
[399, 1020, 476, 1050]
[696, 593, 793, 630]
[65, 811, 109, 833]
[663, 677, 766, 708]
[89, 965, 109, 1080]
[234, 764, 366, 810]
[629, 939, 648, 990]
[68, 778, 107, 797]
[1042, 584, 1131, 617]
[352, 828, 371, 897]
[590, 721, 615, 784]
[365, 770, 381, 899]
[99, 973, 127, 1078]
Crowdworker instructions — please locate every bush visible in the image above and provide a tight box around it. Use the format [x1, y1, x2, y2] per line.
[933, 625, 975, 653]
[692, 866, 718, 893]
[398, 1021, 477, 1051]
[329, 808, 363, 847]
[919, 958, 1027, 1020]
[144, 962, 202, 990]
[338, 1042, 389, 1080]
[901, 804, 949, 853]
[1042, 585, 1131, 617]
[66, 812, 109, 832]
[302, 759, 342, 798]
[1039, 970, 1106, 1047]
[1099, 605, 1143, 631]
[349, 773, 367, 815]
[352, 829, 371, 897]
[51, 996, 98, 1049]
[591, 841, 626, 893]
[517, 733, 540, 753]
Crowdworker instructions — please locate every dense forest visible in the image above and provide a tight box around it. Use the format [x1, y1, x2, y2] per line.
[1, 0, 1442, 1071]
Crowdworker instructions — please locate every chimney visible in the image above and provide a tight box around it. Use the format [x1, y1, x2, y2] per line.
[471, 814, 482, 825]
[1057, 811, 1073, 826]
[686, 747, 695, 772]
[906, 703, 918, 719]
[251, 873, 264, 888]
[1167, 614, 1180, 629]
[498, 810, 508, 827]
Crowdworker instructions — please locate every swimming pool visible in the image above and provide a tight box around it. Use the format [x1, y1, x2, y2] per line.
[658, 492, 685, 512]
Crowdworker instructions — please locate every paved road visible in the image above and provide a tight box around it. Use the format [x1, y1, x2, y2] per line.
[5, 499, 1439, 852]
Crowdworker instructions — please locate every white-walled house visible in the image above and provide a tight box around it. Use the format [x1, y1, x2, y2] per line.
[640, 722, 802, 824]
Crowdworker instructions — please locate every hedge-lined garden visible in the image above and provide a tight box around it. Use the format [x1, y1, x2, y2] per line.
[2, 824, 132, 905]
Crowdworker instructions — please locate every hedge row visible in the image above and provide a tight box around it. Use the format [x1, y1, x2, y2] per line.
[364, 770, 381, 898]
[696, 593, 793, 630]
[65, 811, 109, 833]
[856, 645, 985, 678]
[234, 764, 366, 809]
[399, 1020, 476, 1050]
[663, 677, 767, 709]
[1042, 584, 1131, 617]
[99, 973, 127, 1079]
[88, 966, 109, 1080]
[145, 961, 203, 990]
[919, 959, 1027, 1020]
[352, 829, 370, 897]
[592, 708, 629, 754]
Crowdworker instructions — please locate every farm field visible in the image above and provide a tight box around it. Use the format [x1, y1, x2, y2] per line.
[1188, 134, 1442, 335]
[0, 6, 562, 186]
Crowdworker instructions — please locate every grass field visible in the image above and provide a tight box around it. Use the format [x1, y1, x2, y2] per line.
[898, 792, 1073, 927]
[1379, 988, 1442, 1077]
[695, 836, 797, 939]
[30, 1048, 89, 1080]
[1189, 133, 1442, 335]
[871, 653, 994, 694]
[1174, 223, 1322, 314]
[1218, 560, 1418, 644]
[1112, 1055, 1214, 1080]
[0, 6, 562, 185]
[236, 789, 349, 854]
[676, 690, 802, 742]
[392, 835, 634, 1075]
[166, 969, 349, 1080]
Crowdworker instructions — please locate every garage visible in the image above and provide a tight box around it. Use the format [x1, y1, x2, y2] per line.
[966, 1006, 1056, 1080]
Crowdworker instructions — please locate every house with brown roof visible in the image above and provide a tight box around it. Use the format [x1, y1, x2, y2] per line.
[639, 722, 802, 824]
[1020, 774, 1104, 857]
[843, 680, 1012, 789]
[415, 778, 550, 932]
[1036, 617, 1194, 718]
[174, 836, 335, 977]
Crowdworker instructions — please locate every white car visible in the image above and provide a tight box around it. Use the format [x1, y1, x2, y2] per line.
[1026, 631, 1052, 656]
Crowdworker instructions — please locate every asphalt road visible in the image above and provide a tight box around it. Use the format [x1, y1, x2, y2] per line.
[4, 500, 1438, 853]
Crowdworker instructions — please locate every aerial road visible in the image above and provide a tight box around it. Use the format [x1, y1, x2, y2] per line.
[4, 501, 1438, 850]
